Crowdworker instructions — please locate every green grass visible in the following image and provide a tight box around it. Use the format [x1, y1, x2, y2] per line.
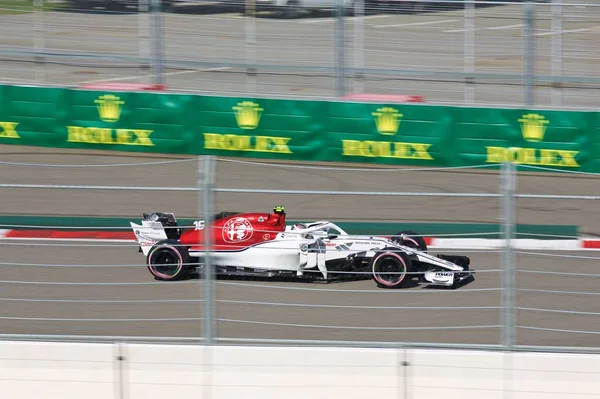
[0, 0, 68, 15]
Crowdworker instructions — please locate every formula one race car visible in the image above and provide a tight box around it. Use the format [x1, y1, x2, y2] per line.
[130, 206, 474, 289]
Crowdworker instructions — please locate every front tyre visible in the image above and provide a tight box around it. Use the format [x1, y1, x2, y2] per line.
[146, 240, 190, 281]
[371, 249, 412, 288]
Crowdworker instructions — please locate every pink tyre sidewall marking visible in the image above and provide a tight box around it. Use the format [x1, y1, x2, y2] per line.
[372, 251, 407, 287]
[148, 245, 183, 279]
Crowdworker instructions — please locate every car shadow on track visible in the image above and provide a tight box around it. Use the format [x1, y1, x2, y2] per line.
[185, 272, 431, 290]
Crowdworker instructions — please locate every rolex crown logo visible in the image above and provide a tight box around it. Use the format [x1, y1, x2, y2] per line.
[233, 101, 263, 130]
[519, 113, 549, 142]
[372, 107, 402, 135]
[95, 94, 125, 123]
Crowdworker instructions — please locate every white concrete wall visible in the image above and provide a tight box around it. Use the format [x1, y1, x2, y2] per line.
[0, 341, 116, 399]
[1, 341, 599, 399]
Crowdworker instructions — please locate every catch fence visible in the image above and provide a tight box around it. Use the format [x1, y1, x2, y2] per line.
[0, 0, 599, 109]
[0, 150, 598, 353]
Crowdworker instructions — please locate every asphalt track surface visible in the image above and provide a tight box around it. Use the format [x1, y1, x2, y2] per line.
[1, 1, 600, 350]
[1, 145, 599, 349]
[1, 2, 600, 108]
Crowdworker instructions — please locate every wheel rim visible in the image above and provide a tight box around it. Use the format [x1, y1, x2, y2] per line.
[148, 246, 182, 279]
[372, 252, 406, 287]
[377, 258, 400, 283]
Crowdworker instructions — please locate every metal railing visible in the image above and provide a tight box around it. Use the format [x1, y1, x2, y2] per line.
[1, 0, 599, 108]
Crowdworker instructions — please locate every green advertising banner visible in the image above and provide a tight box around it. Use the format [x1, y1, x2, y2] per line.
[0, 84, 599, 172]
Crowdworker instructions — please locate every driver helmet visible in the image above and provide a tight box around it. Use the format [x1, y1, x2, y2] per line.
[273, 206, 285, 216]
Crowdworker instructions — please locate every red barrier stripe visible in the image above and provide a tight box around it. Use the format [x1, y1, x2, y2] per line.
[582, 240, 600, 249]
[5, 230, 136, 240]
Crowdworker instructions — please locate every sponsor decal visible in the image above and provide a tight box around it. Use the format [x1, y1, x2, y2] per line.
[66, 95, 154, 147]
[0, 122, 20, 139]
[373, 107, 402, 136]
[486, 114, 580, 168]
[520, 113, 548, 142]
[203, 101, 293, 154]
[341, 107, 434, 161]
[233, 101, 263, 130]
[203, 133, 292, 154]
[342, 140, 433, 160]
[222, 217, 253, 243]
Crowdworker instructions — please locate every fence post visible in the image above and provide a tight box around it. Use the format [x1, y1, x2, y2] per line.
[245, 0, 257, 95]
[464, 0, 475, 104]
[150, 0, 165, 85]
[551, 0, 563, 107]
[33, 0, 45, 83]
[335, 0, 346, 97]
[524, 0, 535, 106]
[352, 0, 365, 94]
[199, 155, 216, 344]
[501, 161, 517, 350]
[138, 0, 151, 83]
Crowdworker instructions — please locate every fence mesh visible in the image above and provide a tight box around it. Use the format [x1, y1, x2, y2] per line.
[1, 147, 598, 350]
[1, 0, 599, 108]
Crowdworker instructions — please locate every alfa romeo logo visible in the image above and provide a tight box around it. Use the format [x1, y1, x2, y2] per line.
[222, 217, 254, 243]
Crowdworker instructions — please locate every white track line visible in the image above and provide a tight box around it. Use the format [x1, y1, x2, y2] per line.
[444, 23, 524, 33]
[375, 19, 457, 29]
[299, 14, 391, 24]
[534, 28, 590, 36]
[76, 67, 231, 85]
[487, 23, 524, 30]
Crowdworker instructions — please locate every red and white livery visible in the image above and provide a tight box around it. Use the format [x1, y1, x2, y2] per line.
[130, 206, 474, 289]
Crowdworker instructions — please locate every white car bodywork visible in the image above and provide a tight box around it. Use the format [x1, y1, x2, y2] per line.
[132, 218, 471, 287]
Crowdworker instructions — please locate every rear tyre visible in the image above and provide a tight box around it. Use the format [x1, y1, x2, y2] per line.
[371, 249, 412, 288]
[146, 239, 191, 281]
[392, 230, 427, 252]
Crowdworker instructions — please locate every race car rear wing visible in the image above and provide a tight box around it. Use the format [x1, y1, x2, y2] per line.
[130, 220, 168, 256]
